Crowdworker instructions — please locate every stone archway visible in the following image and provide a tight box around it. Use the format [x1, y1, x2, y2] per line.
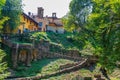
[11, 44, 33, 68]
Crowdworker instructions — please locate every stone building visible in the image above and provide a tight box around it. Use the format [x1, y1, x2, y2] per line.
[30, 7, 64, 33]
[5, 7, 64, 34]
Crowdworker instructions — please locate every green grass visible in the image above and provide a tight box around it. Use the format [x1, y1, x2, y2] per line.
[43, 64, 120, 80]
[31, 32, 76, 49]
[15, 58, 75, 77]
[47, 32, 77, 49]
[30, 32, 81, 54]
[9, 31, 82, 55]
[10, 32, 80, 52]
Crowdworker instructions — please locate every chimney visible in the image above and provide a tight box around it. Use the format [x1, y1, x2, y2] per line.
[28, 12, 31, 16]
[52, 13, 56, 18]
[45, 15, 49, 25]
[37, 7, 44, 18]
[46, 15, 48, 18]
[32, 13, 35, 19]
[52, 13, 56, 22]
[33, 15, 35, 19]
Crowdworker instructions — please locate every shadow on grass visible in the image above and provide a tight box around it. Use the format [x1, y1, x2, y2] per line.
[15, 58, 60, 77]
[83, 63, 96, 72]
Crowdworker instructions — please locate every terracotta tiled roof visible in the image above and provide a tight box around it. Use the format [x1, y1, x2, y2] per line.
[49, 22, 63, 27]
[25, 14, 63, 27]
[22, 13, 38, 25]
[49, 19, 63, 26]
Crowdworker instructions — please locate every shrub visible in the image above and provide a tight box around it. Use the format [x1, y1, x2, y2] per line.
[0, 49, 10, 79]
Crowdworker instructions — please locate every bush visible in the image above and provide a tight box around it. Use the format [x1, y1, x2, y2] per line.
[0, 49, 10, 79]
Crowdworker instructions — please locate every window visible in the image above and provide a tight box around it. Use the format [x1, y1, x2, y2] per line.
[38, 22, 43, 27]
[30, 21, 32, 24]
[27, 18, 28, 22]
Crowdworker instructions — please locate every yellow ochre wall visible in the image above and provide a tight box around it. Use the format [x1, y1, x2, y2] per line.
[18, 14, 38, 33]
[6, 14, 38, 34]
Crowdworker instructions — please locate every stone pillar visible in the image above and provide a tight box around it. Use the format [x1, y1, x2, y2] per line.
[26, 49, 32, 67]
[11, 48, 18, 68]
[32, 49, 38, 61]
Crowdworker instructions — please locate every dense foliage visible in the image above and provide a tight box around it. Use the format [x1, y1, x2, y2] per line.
[0, 0, 8, 33]
[0, 0, 12, 79]
[0, 49, 9, 79]
[31, 32, 80, 51]
[1, 0, 22, 33]
[69, 0, 92, 27]
[87, 0, 120, 70]
[62, 0, 92, 32]
[0, 19, 9, 80]
[66, 0, 120, 70]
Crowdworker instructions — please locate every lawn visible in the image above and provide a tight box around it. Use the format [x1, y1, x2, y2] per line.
[28, 31, 86, 57]
[30, 32, 80, 50]
[42, 64, 120, 80]
[8, 31, 86, 56]
[15, 58, 75, 77]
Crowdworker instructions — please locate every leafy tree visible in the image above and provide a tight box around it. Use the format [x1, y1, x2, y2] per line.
[68, 0, 120, 70]
[0, 0, 10, 79]
[87, 0, 120, 70]
[69, 0, 92, 31]
[62, 0, 92, 32]
[2, 0, 22, 33]
[62, 14, 77, 32]
[0, 0, 8, 33]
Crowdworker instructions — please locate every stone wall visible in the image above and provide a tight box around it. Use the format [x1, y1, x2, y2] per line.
[62, 50, 81, 57]
[3, 39, 99, 80]
[2, 38, 82, 68]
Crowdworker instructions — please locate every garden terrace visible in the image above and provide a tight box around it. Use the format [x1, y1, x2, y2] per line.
[1, 32, 98, 80]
